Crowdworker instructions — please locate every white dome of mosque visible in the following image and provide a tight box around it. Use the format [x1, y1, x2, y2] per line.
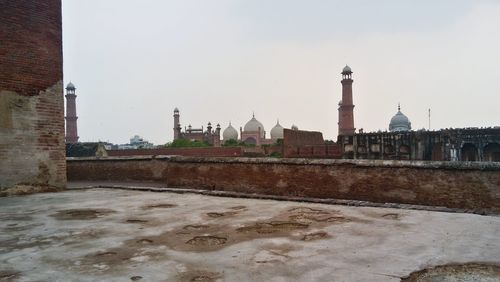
[270, 120, 284, 140]
[223, 122, 238, 141]
[389, 104, 412, 132]
[244, 114, 265, 138]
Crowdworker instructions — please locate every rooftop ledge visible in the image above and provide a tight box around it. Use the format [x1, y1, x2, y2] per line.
[66, 156, 500, 171]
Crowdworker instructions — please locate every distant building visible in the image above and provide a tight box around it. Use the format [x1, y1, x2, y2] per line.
[173, 108, 221, 147]
[336, 66, 500, 162]
[220, 114, 285, 146]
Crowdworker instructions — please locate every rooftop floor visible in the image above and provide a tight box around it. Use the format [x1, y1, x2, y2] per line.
[0, 186, 499, 281]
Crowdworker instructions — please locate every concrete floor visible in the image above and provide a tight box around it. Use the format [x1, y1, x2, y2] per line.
[0, 188, 499, 282]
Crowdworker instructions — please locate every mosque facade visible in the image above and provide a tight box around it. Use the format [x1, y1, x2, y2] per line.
[172, 108, 221, 147]
[337, 66, 500, 162]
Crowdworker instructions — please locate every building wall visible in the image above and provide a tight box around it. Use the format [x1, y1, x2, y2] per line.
[0, 1, 65, 194]
[339, 128, 500, 161]
[107, 147, 243, 157]
[282, 128, 341, 158]
[67, 157, 500, 213]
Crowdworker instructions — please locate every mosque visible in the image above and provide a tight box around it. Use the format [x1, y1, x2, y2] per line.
[173, 109, 287, 147]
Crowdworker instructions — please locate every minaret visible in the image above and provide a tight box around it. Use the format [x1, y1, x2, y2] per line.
[173, 108, 180, 140]
[338, 65, 355, 136]
[65, 82, 79, 143]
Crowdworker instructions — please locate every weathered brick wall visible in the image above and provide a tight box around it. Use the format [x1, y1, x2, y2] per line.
[283, 129, 324, 147]
[284, 145, 342, 159]
[0, 1, 65, 195]
[107, 147, 243, 157]
[67, 157, 500, 213]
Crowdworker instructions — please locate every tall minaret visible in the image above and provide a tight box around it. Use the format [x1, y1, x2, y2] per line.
[338, 65, 355, 136]
[65, 82, 79, 143]
[173, 107, 180, 140]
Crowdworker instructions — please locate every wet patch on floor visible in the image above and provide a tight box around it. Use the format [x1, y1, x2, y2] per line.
[382, 213, 401, 220]
[401, 263, 500, 281]
[51, 209, 116, 220]
[68, 245, 166, 274]
[301, 231, 329, 241]
[142, 203, 177, 209]
[125, 206, 350, 252]
[0, 270, 21, 281]
[183, 225, 210, 231]
[236, 221, 309, 234]
[228, 206, 247, 210]
[125, 219, 149, 224]
[186, 236, 227, 246]
[206, 212, 237, 218]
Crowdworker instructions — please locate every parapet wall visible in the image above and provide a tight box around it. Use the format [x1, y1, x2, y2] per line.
[67, 157, 500, 213]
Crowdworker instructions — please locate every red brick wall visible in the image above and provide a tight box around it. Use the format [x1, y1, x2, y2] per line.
[67, 157, 500, 213]
[0, 1, 65, 194]
[284, 145, 342, 159]
[283, 129, 324, 147]
[107, 147, 243, 157]
[282, 129, 341, 158]
[0, 1, 63, 96]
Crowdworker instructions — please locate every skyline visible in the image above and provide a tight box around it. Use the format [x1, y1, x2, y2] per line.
[62, 0, 500, 145]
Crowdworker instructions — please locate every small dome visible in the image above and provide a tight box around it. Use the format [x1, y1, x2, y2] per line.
[291, 125, 299, 131]
[223, 123, 238, 141]
[389, 105, 411, 132]
[270, 120, 284, 140]
[342, 65, 352, 74]
[244, 114, 265, 138]
[174, 107, 179, 112]
[66, 82, 75, 89]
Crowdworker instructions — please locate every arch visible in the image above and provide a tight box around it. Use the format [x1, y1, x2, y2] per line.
[431, 143, 443, 161]
[399, 145, 410, 154]
[357, 146, 367, 153]
[483, 143, 500, 162]
[385, 144, 395, 154]
[461, 143, 477, 161]
[243, 137, 257, 145]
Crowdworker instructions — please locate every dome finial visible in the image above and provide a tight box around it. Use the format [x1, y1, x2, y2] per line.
[252, 111, 255, 118]
[398, 103, 401, 111]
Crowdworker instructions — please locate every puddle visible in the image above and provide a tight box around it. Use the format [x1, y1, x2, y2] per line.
[206, 212, 236, 218]
[51, 209, 116, 220]
[143, 203, 177, 209]
[186, 236, 227, 246]
[236, 221, 309, 234]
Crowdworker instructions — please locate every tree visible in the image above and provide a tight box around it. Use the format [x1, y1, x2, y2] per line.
[165, 139, 210, 148]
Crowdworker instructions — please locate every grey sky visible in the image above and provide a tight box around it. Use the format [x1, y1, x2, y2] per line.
[62, 0, 500, 145]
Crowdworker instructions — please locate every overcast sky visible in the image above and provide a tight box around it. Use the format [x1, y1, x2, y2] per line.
[62, 0, 500, 145]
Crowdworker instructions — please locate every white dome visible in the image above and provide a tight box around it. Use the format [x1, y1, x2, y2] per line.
[270, 120, 284, 140]
[244, 115, 265, 138]
[389, 105, 411, 132]
[223, 123, 238, 141]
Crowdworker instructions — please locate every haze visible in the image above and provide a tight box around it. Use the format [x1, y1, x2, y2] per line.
[62, 0, 500, 145]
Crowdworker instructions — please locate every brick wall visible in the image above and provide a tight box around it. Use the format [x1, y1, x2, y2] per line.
[282, 129, 341, 158]
[107, 147, 243, 157]
[0, 1, 65, 195]
[67, 157, 500, 213]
